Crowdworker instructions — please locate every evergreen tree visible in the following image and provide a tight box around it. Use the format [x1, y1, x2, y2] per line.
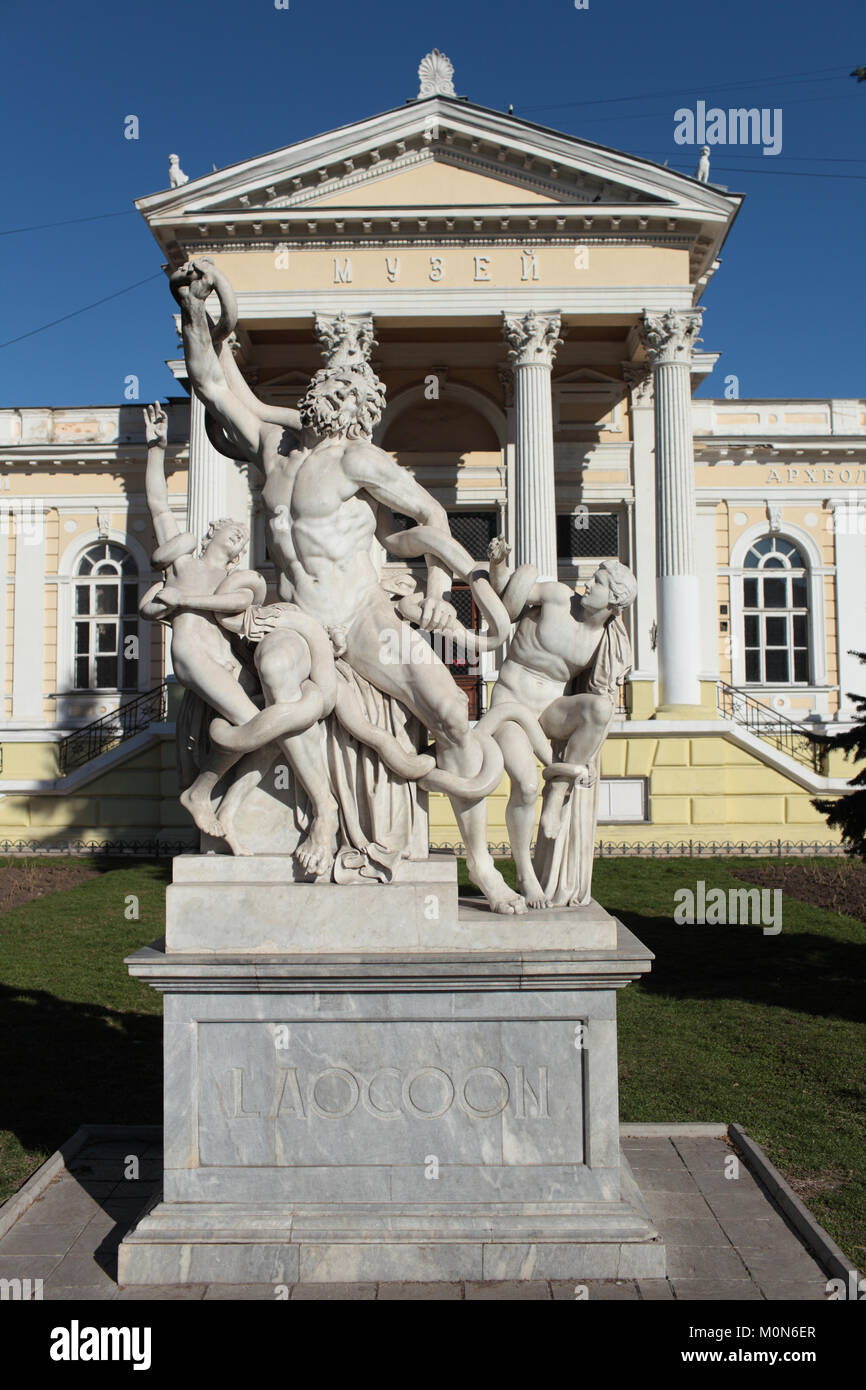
[812, 651, 866, 860]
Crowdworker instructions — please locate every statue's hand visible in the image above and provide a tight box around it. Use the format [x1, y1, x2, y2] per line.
[143, 402, 168, 448]
[157, 584, 182, 609]
[419, 596, 457, 634]
[169, 259, 214, 305]
[488, 536, 511, 564]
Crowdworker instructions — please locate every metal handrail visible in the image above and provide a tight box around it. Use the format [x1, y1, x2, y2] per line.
[716, 681, 826, 773]
[57, 684, 168, 776]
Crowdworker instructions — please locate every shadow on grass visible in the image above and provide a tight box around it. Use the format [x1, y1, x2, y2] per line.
[0, 982, 162, 1161]
[610, 909, 866, 1025]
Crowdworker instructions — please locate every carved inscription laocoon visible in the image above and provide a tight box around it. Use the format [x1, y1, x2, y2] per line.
[222, 1063, 550, 1121]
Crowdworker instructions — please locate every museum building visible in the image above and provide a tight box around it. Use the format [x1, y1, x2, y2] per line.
[0, 54, 863, 850]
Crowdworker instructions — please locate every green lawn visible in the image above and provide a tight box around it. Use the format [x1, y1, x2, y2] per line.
[1, 854, 863, 1269]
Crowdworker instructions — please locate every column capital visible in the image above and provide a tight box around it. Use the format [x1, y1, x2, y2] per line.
[502, 310, 563, 369]
[314, 311, 377, 369]
[637, 308, 703, 368]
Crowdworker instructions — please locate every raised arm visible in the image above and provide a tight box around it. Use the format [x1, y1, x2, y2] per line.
[487, 536, 559, 616]
[169, 260, 266, 462]
[143, 404, 179, 549]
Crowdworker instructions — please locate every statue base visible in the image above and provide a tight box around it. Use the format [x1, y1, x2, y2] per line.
[118, 856, 664, 1284]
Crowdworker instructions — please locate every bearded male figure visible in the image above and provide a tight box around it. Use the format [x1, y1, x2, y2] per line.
[169, 259, 526, 913]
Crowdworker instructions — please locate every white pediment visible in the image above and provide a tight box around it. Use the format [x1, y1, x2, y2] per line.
[137, 97, 739, 223]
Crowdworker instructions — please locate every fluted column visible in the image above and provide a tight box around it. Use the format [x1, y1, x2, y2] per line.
[622, 362, 657, 680]
[502, 311, 563, 577]
[638, 308, 703, 708]
[187, 389, 227, 549]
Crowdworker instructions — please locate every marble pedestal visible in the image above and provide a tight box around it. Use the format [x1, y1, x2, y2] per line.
[118, 854, 665, 1284]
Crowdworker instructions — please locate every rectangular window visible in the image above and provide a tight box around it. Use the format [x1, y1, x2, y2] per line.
[765, 616, 787, 646]
[765, 648, 789, 682]
[597, 778, 647, 823]
[762, 578, 787, 609]
[95, 584, 118, 615]
[557, 511, 619, 560]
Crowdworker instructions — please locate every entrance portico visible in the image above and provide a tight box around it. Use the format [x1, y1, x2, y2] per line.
[137, 72, 741, 726]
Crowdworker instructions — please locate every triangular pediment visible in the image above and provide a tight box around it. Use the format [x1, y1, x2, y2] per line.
[139, 97, 739, 219]
[136, 95, 742, 281]
[305, 157, 559, 208]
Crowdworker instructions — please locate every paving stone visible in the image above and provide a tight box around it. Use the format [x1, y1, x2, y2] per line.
[702, 1189, 782, 1222]
[643, 1191, 715, 1222]
[465, 1280, 552, 1300]
[116, 1284, 207, 1300]
[48, 1250, 118, 1289]
[204, 1285, 284, 1300]
[665, 1245, 749, 1280]
[632, 1169, 703, 1193]
[20, 1182, 114, 1226]
[567, 1280, 639, 1300]
[756, 1279, 830, 1302]
[637, 1279, 675, 1300]
[739, 1250, 827, 1283]
[652, 1217, 726, 1248]
[0, 1254, 65, 1281]
[708, 1217, 775, 1248]
[44, 1285, 119, 1301]
[550, 1279, 641, 1301]
[290, 1283, 377, 1300]
[0, 1225, 82, 1257]
[625, 1148, 690, 1171]
[377, 1282, 462, 1300]
[688, 1169, 766, 1198]
[672, 1138, 735, 1167]
[671, 1278, 762, 1301]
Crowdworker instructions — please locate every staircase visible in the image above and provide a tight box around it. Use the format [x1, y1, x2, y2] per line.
[716, 681, 827, 774]
[58, 684, 169, 776]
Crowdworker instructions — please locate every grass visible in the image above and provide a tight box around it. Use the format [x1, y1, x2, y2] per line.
[0, 853, 863, 1269]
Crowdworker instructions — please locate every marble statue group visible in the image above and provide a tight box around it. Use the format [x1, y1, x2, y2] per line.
[141, 258, 636, 914]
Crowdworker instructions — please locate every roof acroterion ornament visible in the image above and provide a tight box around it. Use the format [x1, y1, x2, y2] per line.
[417, 49, 456, 99]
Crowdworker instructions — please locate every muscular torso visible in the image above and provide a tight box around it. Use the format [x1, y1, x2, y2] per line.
[168, 555, 241, 684]
[494, 593, 605, 713]
[260, 431, 380, 628]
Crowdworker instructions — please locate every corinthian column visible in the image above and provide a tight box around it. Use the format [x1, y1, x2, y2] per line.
[502, 310, 563, 577]
[187, 389, 227, 549]
[637, 308, 703, 709]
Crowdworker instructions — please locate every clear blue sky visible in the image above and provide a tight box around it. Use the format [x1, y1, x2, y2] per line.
[1, 0, 863, 406]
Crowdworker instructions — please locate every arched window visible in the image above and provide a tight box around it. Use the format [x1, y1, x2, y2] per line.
[742, 536, 810, 684]
[72, 543, 139, 691]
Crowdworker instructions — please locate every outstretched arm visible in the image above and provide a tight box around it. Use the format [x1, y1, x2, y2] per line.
[170, 260, 265, 462]
[143, 403, 178, 548]
[487, 536, 553, 613]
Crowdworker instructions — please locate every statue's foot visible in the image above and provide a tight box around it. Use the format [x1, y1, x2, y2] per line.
[180, 786, 225, 839]
[470, 863, 528, 915]
[221, 818, 253, 856]
[518, 876, 549, 911]
[296, 810, 339, 879]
